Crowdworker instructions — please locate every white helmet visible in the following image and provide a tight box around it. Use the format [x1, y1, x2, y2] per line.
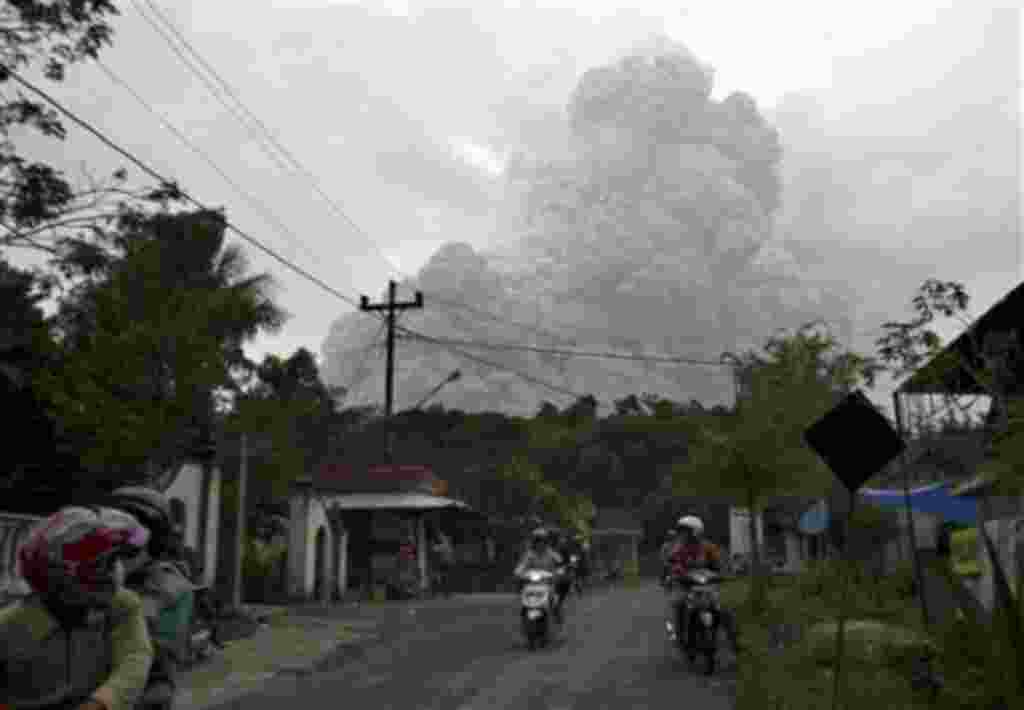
[676, 515, 704, 536]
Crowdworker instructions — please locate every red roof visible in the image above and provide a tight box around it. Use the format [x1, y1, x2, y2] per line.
[314, 463, 440, 494]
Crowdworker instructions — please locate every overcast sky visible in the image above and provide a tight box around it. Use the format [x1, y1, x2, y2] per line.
[11, 0, 1022, 413]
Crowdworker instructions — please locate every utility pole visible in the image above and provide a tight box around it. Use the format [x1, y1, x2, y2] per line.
[232, 432, 248, 610]
[360, 280, 424, 416]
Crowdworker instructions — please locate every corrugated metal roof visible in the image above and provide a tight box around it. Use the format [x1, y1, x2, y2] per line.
[326, 493, 470, 511]
[314, 463, 441, 494]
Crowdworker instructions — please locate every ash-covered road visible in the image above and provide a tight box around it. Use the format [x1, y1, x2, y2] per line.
[214, 582, 737, 710]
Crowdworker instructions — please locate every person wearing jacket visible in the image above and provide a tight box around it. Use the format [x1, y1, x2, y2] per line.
[0, 506, 154, 710]
[105, 488, 198, 708]
[664, 515, 740, 653]
[514, 528, 566, 623]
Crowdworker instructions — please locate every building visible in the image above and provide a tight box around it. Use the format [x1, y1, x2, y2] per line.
[1, 458, 221, 600]
[286, 463, 484, 602]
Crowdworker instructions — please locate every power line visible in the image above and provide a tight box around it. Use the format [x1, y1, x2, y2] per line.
[132, 1, 892, 366]
[127, 1, 854, 369]
[126, 1, 653, 353]
[132, 0, 405, 279]
[94, 59, 323, 268]
[5, 69, 734, 413]
[129, 0, 294, 177]
[3, 69, 366, 313]
[410, 333, 607, 407]
[395, 328, 732, 367]
[335, 320, 386, 406]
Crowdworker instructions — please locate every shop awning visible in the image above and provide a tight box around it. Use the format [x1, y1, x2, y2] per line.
[327, 493, 473, 511]
[859, 482, 978, 525]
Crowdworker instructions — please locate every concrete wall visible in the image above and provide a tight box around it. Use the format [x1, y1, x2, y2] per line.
[729, 507, 764, 558]
[287, 491, 346, 601]
[165, 462, 221, 587]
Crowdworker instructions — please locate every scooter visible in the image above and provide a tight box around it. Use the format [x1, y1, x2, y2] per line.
[518, 568, 563, 651]
[665, 568, 723, 675]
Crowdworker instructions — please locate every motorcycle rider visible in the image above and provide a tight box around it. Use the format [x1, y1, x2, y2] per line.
[0, 506, 155, 710]
[106, 487, 198, 707]
[665, 516, 721, 646]
[513, 528, 566, 623]
[660, 528, 679, 586]
[552, 530, 577, 601]
[569, 532, 590, 593]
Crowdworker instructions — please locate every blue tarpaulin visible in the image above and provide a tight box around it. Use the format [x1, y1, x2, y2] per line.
[859, 482, 978, 525]
[798, 500, 829, 535]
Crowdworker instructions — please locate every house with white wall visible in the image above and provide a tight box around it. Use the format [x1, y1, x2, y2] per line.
[1, 458, 221, 599]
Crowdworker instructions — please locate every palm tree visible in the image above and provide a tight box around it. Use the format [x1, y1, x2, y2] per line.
[45, 207, 287, 485]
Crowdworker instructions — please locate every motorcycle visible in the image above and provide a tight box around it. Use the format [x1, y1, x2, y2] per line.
[665, 568, 723, 675]
[185, 585, 218, 666]
[518, 568, 563, 651]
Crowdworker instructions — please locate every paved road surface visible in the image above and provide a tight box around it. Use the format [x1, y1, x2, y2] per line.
[215, 582, 737, 710]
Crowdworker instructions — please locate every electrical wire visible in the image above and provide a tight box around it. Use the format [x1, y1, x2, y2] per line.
[7, 68, 639, 411]
[127, 1, 874, 371]
[3, 69, 366, 313]
[127, 1, 686, 354]
[132, 0, 404, 278]
[95, 59, 323, 267]
[410, 334, 608, 407]
[335, 321, 386, 406]
[395, 327, 732, 367]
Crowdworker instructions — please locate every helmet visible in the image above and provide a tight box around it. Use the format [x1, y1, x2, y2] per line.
[676, 515, 704, 536]
[107, 486, 174, 551]
[17, 506, 150, 607]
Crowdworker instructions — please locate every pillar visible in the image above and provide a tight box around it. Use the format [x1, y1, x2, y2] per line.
[417, 513, 429, 592]
[288, 478, 313, 600]
[328, 510, 348, 602]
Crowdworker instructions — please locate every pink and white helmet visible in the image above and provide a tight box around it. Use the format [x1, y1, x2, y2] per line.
[17, 506, 150, 606]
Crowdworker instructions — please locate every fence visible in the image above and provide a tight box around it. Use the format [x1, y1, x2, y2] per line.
[1, 512, 41, 602]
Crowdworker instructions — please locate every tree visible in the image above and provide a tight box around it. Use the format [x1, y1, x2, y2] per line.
[226, 347, 339, 505]
[0, 257, 84, 501]
[0, 1, 172, 268]
[876, 279, 1024, 494]
[36, 208, 285, 486]
[673, 322, 881, 613]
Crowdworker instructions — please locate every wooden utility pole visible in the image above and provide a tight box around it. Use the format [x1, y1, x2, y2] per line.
[360, 280, 424, 416]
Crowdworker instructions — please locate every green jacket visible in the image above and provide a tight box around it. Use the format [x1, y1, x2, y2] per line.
[0, 588, 153, 710]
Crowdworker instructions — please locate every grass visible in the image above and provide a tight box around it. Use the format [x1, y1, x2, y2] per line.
[725, 564, 935, 710]
[180, 611, 361, 707]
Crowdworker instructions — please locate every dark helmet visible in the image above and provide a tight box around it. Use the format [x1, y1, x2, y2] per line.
[107, 486, 174, 554]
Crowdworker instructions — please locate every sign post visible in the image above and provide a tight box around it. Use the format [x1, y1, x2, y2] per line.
[804, 390, 906, 710]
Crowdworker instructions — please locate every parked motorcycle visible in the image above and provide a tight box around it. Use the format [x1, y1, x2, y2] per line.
[185, 585, 217, 666]
[518, 568, 563, 650]
[665, 568, 723, 675]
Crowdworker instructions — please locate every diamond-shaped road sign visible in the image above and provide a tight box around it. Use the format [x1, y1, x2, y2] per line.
[803, 389, 906, 493]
